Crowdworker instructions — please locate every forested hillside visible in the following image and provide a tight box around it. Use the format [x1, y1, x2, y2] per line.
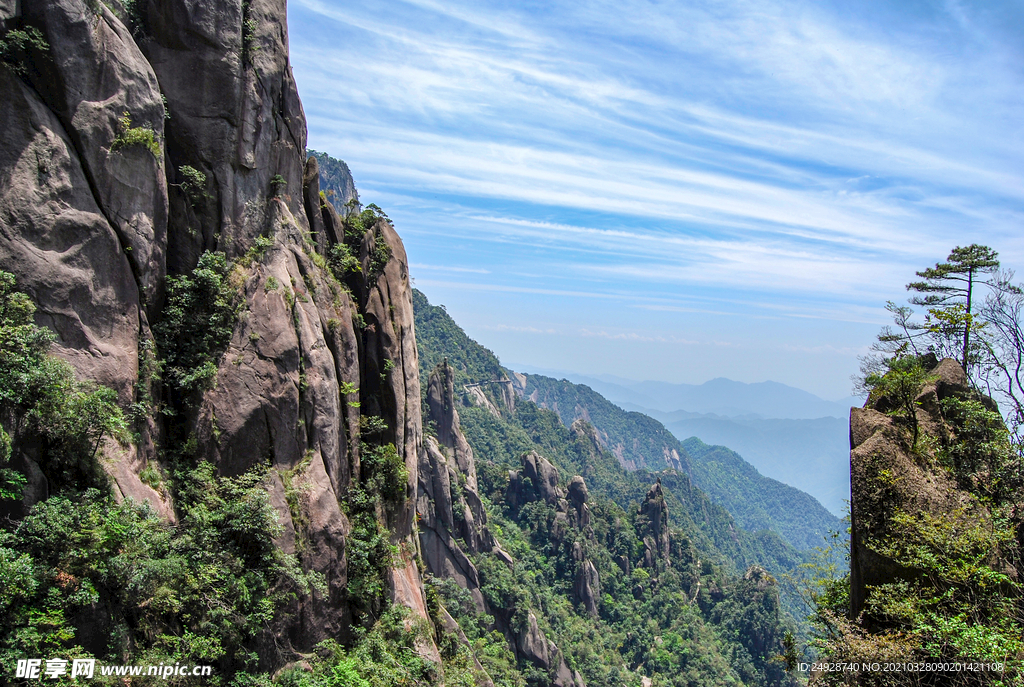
[682, 439, 839, 551]
[504, 350, 838, 552]
[411, 288, 810, 685]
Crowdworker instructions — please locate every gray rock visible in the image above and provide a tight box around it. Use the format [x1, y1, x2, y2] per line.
[302, 156, 329, 255]
[573, 559, 601, 618]
[517, 612, 550, 669]
[0, 69, 142, 401]
[567, 475, 591, 528]
[418, 358, 510, 612]
[0, 0, 20, 23]
[142, 0, 307, 270]
[638, 481, 671, 564]
[23, 0, 168, 313]
[523, 450, 563, 505]
[428, 358, 479, 490]
[357, 218, 422, 539]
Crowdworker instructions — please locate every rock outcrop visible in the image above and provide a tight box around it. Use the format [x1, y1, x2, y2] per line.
[849, 357, 1001, 621]
[416, 361, 586, 685]
[418, 359, 507, 616]
[637, 480, 671, 568]
[0, 0, 434, 668]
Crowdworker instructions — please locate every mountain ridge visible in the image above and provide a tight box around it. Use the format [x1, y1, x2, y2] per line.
[510, 364, 861, 419]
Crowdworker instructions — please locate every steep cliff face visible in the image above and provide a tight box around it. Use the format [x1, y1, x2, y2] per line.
[419, 359, 503, 612]
[850, 358, 983, 620]
[843, 356, 1024, 675]
[417, 360, 585, 687]
[0, 0, 435, 670]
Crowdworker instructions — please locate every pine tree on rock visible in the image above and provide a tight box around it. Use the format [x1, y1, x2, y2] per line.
[907, 244, 999, 374]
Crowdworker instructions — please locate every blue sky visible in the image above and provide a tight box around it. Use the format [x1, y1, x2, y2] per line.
[287, 0, 1024, 400]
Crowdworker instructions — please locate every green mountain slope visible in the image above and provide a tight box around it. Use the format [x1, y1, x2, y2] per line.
[412, 289, 805, 686]
[521, 373, 690, 471]
[517, 370, 839, 551]
[682, 437, 839, 551]
[412, 288, 802, 569]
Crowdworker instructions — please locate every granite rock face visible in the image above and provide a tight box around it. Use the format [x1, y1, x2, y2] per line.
[0, 0, 435, 667]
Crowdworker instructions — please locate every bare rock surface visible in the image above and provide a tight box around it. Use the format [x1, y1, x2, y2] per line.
[638, 480, 671, 565]
[0, 69, 141, 400]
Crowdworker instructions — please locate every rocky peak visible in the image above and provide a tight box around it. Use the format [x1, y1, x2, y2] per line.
[427, 357, 478, 489]
[638, 480, 671, 567]
[849, 356, 1006, 623]
[524, 450, 563, 505]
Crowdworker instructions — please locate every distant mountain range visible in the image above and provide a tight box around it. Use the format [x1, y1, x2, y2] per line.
[511, 365, 861, 419]
[512, 365, 856, 515]
[516, 371, 840, 550]
[645, 408, 849, 516]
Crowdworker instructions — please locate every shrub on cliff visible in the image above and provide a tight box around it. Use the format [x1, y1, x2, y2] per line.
[154, 252, 241, 398]
[0, 272, 127, 494]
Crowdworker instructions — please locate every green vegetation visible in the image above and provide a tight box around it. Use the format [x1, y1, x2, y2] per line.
[522, 373, 839, 551]
[0, 272, 326, 683]
[277, 603, 490, 687]
[683, 438, 839, 551]
[110, 111, 162, 157]
[366, 235, 392, 282]
[0, 272, 128, 495]
[0, 465, 320, 683]
[412, 288, 507, 404]
[862, 355, 934, 447]
[241, 0, 258, 63]
[269, 174, 288, 194]
[327, 242, 360, 280]
[153, 251, 242, 398]
[907, 244, 999, 373]
[175, 165, 208, 208]
[0, 25, 49, 78]
[414, 288, 803, 686]
[811, 246, 1024, 683]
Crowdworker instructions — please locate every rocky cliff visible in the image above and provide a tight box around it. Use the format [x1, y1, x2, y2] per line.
[0, 0, 437, 672]
[419, 360, 584, 687]
[836, 355, 1024, 678]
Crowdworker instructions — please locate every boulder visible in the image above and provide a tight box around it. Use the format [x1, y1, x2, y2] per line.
[573, 560, 601, 618]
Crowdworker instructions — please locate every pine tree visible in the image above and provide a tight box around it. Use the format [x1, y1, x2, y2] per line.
[906, 244, 999, 374]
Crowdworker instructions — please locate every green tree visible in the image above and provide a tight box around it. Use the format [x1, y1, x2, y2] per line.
[907, 244, 999, 374]
[863, 355, 933, 447]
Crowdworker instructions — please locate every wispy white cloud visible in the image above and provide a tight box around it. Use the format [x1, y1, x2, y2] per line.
[480, 324, 557, 334]
[411, 263, 491, 274]
[289, 0, 1024, 396]
[580, 329, 701, 344]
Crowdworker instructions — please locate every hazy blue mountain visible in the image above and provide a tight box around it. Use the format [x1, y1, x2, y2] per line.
[510, 364, 860, 420]
[633, 406, 850, 516]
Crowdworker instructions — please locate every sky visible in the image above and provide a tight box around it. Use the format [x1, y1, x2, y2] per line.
[287, 0, 1024, 400]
